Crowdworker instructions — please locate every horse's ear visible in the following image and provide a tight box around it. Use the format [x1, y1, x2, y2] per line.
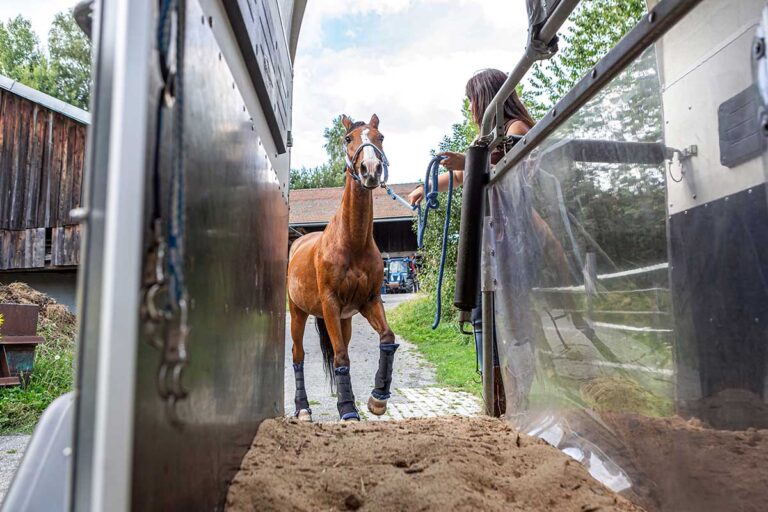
[341, 115, 353, 131]
[369, 114, 380, 129]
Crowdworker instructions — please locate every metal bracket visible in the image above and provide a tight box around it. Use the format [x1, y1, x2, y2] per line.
[458, 310, 473, 335]
[481, 217, 497, 293]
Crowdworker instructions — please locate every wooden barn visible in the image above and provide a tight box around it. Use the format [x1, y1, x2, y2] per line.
[289, 183, 418, 258]
[0, 75, 89, 310]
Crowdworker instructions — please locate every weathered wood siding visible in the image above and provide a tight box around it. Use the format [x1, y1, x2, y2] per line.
[0, 88, 86, 269]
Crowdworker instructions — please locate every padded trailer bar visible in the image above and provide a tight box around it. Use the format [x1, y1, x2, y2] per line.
[489, 0, 705, 184]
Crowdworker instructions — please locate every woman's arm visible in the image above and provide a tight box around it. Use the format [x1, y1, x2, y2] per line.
[408, 121, 529, 205]
[407, 171, 464, 205]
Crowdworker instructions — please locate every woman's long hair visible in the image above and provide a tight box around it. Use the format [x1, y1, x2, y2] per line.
[465, 68, 535, 129]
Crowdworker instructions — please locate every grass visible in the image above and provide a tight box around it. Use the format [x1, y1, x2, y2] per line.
[0, 308, 76, 434]
[388, 296, 481, 396]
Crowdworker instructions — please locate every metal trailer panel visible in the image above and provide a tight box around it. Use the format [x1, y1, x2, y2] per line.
[128, 1, 288, 510]
[660, 0, 768, 422]
[198, 0, 294, 201]
[660, 0, 767, 214]
[486, 1, 768, 508]
[223, 0, 294, 155]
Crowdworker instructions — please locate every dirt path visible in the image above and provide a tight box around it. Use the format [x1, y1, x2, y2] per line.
[284, 293, 480, 421]
[225, 416, 645, 512]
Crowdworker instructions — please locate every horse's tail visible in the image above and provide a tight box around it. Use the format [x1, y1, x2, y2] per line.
[315, 317, 335, 388]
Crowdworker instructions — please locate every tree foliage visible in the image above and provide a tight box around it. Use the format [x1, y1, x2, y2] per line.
[522, 0, 645, 119]
[0, 12, 91, 110]
[290, 114, 350, 189]
[523, 0, 666, 271]
[48, 12, 91, 109]
[290, 163, 345, 189]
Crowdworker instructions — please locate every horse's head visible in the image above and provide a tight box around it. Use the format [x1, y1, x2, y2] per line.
[341, 114, 388, 189]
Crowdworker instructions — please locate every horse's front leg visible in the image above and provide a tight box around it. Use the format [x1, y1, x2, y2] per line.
[360, 297, 398, 416]
[321, 300, 360, 421]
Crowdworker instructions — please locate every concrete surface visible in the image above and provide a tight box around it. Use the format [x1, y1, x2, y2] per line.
[0, 435, 30, 504]
[284, 293, 481, 421]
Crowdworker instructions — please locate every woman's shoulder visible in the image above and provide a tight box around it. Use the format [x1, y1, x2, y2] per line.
[505, 119, 530, 136]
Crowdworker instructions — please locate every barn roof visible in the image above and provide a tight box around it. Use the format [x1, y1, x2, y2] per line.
[0, 74, 90, 124]
[289, 182, 419, 226]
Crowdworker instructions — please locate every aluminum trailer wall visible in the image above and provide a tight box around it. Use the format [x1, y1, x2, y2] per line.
[63, 0, 304, 510]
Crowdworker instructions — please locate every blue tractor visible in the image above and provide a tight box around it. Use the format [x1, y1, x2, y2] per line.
[382, 257, 417, 294]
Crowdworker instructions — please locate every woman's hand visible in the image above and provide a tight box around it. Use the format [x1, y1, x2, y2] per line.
[408, 185, 425, 206]
[438, 151, 465, 172]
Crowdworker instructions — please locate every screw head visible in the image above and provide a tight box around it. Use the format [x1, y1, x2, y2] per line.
[760, 113, 768, 136]
[754, 37, 766, 59]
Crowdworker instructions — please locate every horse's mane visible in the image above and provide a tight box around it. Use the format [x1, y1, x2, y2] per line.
[345, 121, 366, 133]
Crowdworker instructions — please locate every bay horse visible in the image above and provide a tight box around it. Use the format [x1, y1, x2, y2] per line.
[287, 114, 398, 421]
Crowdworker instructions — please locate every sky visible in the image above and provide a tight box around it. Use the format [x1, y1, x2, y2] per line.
[292, 0, 529, 183]
[0, 0, 72, 50]
[1, 0, 530, 184]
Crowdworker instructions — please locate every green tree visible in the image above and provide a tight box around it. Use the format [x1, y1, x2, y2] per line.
[520, 0, 667, 272]
[0, 12, 91, 109]
[290, 164, 344, 189]
[322, 114, 350, 176]
[48, 11, 91, 109]
[416, 99, 476, 319]
[290, 115, 351, 189]
[0, 16, 55, 95]
[522, 0, 645, 119]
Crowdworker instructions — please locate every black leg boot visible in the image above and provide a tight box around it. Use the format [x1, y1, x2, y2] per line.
[368, 343, 399, 415]
[334, 366, 359, 421]
[293, 362, 312, 421]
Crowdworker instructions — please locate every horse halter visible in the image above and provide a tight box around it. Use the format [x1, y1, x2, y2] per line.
[343, 140, 390, 188]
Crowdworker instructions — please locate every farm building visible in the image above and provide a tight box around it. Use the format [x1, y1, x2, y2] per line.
[0, 75, 88, 311]
[289, 183, 418, 257]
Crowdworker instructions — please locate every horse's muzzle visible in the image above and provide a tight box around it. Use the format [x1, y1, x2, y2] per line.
[361, 159, 383, 189]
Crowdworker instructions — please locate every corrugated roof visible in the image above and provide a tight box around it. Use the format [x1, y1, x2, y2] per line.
[0, 74, 90, 125]
[289, 182, 418, 225]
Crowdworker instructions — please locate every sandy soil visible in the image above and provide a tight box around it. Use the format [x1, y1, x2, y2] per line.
[226, 416, 644, 512]
[600, 412, 768, 512]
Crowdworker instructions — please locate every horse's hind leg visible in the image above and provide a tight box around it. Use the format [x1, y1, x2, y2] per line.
[360, 298, 398, 416]
[289, 300, 312, 421]
[320, 301, 360, 421]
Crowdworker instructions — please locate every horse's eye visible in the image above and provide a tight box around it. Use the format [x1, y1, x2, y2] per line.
[344, 136, 352, 144]
[380, 135, 385, 142]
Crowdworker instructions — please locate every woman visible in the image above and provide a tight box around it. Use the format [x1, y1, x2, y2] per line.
[406, 68, 537, 416]
[407, 68, 535, 206]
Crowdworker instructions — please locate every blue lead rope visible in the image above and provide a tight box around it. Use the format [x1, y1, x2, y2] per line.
[417, 155, 452, 329]
[381, 155, 452, 329]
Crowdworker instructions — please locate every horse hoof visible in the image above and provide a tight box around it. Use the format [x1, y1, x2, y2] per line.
[341, 411, 360, 421]
[296, 409, 312, 422]
[367, 395, 388, 416]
